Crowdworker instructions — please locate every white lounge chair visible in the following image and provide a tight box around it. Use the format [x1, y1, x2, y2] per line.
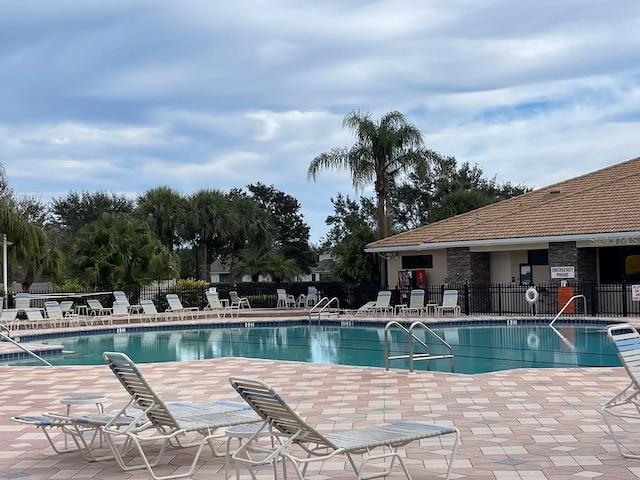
[371, 290, 392, 315]
[205, 291, 232, 318]
[165, 293, 200, 320]
[140, 299, 172, 322]
[399, 289, 425, 316]
[113, 290, 143, 314]
[111, 301, 131, 323]
[229, 291, 251, 309]
[1, 308, 19, 330]
[436, 290, 461, 316]
[45, 301, 80, 328]
[276, 289, 296, 308]
[602, 324, 640, 459]
[87, 299, 112, 316]
[102, 352, 260, 480]
[229, 376, 460, 480]
[14, 293, 31, 311]
[353, 301, 377, 315]
[25, 308, 50, 329]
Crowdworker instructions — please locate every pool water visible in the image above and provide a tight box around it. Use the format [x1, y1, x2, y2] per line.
[7, 324, 620, 374]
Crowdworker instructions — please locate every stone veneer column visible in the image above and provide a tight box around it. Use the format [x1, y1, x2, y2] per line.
[446, 247, 472, 283]
[577, 248, 597, 282]
[548, 241, 579, 282]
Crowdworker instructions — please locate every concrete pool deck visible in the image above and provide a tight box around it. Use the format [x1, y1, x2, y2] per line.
[2, 358, 640, 479]
[2, 312, 640, 479]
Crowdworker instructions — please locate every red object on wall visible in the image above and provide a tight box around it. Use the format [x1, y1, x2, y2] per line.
[558, 286, 574, 314]
[415, 269, 427, 289]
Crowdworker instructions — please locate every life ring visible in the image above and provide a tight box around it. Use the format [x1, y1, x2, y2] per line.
[527, 332, 540, 349]
[525, 287, 539, 304]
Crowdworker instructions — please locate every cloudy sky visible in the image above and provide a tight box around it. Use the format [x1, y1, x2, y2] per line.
[1, 1, 639, 243]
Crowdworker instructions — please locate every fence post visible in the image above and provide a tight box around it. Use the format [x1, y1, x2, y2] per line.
[464, 282, 469, 315]
[622, 278, 628, 317]
[497, 283, 502, 316]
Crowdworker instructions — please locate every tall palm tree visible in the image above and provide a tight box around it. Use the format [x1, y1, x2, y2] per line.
[308, 110, 425, 240]
[181, 190, 230, 281]
[226, 194, 275, 284]
[0, 201, 56, 291]
[136, 186, 186, 252]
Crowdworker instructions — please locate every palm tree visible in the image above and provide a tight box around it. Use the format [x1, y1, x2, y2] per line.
[308, 110, 425, 241]
[264, 252, 300, 284]
[181, 190, 230, 281]
[136, 186, 186, 252]
[226, 195, 275, 284]
[234, 246, 270, 282]
[71, 213, 178, 290]
[0, 201, 58, 291]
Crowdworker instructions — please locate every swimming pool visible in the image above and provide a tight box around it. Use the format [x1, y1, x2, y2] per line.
[7, 322, 621, 373]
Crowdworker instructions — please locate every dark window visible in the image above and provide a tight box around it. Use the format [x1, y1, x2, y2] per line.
[402, 255, 433, 269]
[600, 246, 640, 283]
[528, 249, 548, 265]
[219, 273, 230, 283]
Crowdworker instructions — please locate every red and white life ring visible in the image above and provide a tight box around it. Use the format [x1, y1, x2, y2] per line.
[525, 287, 539, 304]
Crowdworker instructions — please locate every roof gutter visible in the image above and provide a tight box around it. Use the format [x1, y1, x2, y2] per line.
[364, 231, 640, 253]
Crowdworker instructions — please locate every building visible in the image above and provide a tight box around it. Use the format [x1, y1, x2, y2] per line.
[365, 156, 640, 294]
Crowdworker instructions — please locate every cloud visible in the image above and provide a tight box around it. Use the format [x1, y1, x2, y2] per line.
[0, 0, 639, 243]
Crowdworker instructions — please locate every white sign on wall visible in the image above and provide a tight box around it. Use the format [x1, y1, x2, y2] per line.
[633, 285, 640, 302]
[551, 266, 575, 279]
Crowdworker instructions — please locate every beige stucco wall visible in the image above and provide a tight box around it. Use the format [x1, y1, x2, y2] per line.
[388, 249, 448, 288]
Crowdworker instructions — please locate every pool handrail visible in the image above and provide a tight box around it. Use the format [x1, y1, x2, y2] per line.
[0, 328, 53, 366]
[308, 297, 340, 321]
[549, 295, 587, 326]
[384, 320, 454, 373]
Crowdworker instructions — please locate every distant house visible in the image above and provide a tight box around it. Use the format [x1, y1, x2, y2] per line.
[296, 253, 336, 282]
[365, 156, 640, 289]
[210, 253, 335, 284]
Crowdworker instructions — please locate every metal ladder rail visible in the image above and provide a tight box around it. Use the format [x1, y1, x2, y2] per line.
[384, 321, 454, 372]
[308, 297, 340, 322]
[549, 295, 587, 327]
[408, 321, 454, 372]
[0, 323, 53, 366]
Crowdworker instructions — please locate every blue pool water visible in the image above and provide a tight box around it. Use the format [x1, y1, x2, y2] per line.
[6, 323, 621, 373]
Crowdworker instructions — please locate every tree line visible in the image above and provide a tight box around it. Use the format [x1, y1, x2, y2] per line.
[0, 110, 529, 293]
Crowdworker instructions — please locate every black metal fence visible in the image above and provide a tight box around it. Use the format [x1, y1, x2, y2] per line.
[11, 280, 640, 317]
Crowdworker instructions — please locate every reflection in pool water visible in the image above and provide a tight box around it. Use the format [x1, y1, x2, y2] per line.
[12, 323, 620, 374]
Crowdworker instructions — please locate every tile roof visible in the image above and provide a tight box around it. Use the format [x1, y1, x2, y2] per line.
[367, 156, 640, 250]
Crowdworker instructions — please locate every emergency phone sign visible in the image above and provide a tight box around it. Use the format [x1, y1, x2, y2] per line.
[551, 266, 575, 279]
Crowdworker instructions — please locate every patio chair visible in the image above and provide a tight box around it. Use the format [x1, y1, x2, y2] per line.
[11, 409, 145, 462]
[370, 290, 392, 315]
[436, 290, 461, 316]
[59, 300, 75, 316]
[276, 289, 296, 308]
[1, 308, 18, 330]
[229, 376, 460, 480]
[14, 293, 31, 311]
[25, 308, 51, 329]
[602, 324, 640, 459]
[140, 299, 172, 322]
[351, 301, 377, 315]
[112, 300, 131, 323]
[229, 291, 251, 309]
[45, 301, 80, 328]
[114, 290, 143, 314]
[87, 299, 112, 316]
[306, 286, 319, 307]
[102, 352, 260, 480]
[165, 293, 200, 320]
[205, 290, 233, 318]
[399, 289, 425, 316]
